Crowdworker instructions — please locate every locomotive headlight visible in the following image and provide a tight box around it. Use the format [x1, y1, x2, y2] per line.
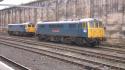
[83, 29, 87, 33]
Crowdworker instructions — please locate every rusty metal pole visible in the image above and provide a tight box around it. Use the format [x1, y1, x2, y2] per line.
[13, 9, 15, 23]
[7, 10, 10, 24]
[121, 0, 125, 41]
[26, 8, 29, 22]
[12, 9, 14, 23]
[46, 2, 48, 21]
[28, 8, 30, 22]
[14, 8, 17, 23]
[1, 11, 3, 32]
[90, 0, 93, 18]
[0, 11, 1, 32]
[19, 8, 22, 23]
[65, 0, 68, 20]
[74, 0, 77, 19]
[99, 0, 102, 17]
[41, 2, 43, 21]
[22, 8, 25, 23]
[2, 11, 4, 32]
[41, 2, 44, 21]
[23, 8, 26, 23]
[82, 0, 85, 18]
[9, 10, 11, 24]
[3, 11, 5, 32]
[104, 0, 108, 40]
[34, 5, 37, 24]
[55, 0, 59, 21]
[1, 11, 2, 32]
[5, 10, 7, 32]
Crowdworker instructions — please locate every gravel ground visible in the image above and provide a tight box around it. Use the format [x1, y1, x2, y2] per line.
[0, 44, 84, 70]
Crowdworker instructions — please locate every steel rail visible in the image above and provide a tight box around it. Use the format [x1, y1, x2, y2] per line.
[2, 37, 125, 69]
[4, 36, 125, 63]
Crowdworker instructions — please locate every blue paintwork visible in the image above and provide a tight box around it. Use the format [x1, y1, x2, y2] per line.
[36, 22, 88, 37]
[8, 24, 26, 32]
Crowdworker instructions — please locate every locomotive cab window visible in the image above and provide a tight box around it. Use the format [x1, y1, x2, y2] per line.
[32, 25, 35, 27]
[89, 21, 95, 28]
[28, 25, 31, 27]
[82, 22, 87, 29]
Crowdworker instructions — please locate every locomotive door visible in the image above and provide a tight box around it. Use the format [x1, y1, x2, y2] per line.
[82, 22, 88, 37]
[88, 21, 95, 38]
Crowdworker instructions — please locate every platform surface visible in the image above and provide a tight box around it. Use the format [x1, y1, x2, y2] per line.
[0, 61, 14, 70]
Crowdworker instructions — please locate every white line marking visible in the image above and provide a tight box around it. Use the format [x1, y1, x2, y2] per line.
[0, 61, 15, 70]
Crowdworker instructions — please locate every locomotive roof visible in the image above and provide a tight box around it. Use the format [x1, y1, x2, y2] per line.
[37, 18, 99, 24]
[8, 24, 25, 25]
[37, 21, 79, 24]
[79, 18, 99, 22]
[8, 22, 32, 25]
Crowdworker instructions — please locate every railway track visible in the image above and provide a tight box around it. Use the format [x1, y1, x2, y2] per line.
[0, 36, 125, 69]
[1, 35, 125, 57]
[6, 35, 125, 52]
[0, 39, 101, 70]
[1, 33, 125, 49]
[3, 37, 125, 59]
[99, 46, 125, 54]
[0, 55, 30, 70]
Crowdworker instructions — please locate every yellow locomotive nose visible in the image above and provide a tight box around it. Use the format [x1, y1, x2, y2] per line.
[88, 20, 105, 40]
[27, 24, 35, 33]
[28, 27, 35, 32]
[88, 28, 105, 38]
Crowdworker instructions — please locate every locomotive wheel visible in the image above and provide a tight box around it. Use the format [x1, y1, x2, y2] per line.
[74, 38, 85, 46]
[86, 39, 100, 47]
[8, 31, 13, 35]
[37, 34, 48, 41]
[37, 35, 42, 41]
[85, 38, 96, 47]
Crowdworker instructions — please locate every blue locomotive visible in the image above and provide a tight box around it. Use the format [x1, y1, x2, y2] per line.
[36, 18, 105, 47]
[8, 22, 35, 36]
